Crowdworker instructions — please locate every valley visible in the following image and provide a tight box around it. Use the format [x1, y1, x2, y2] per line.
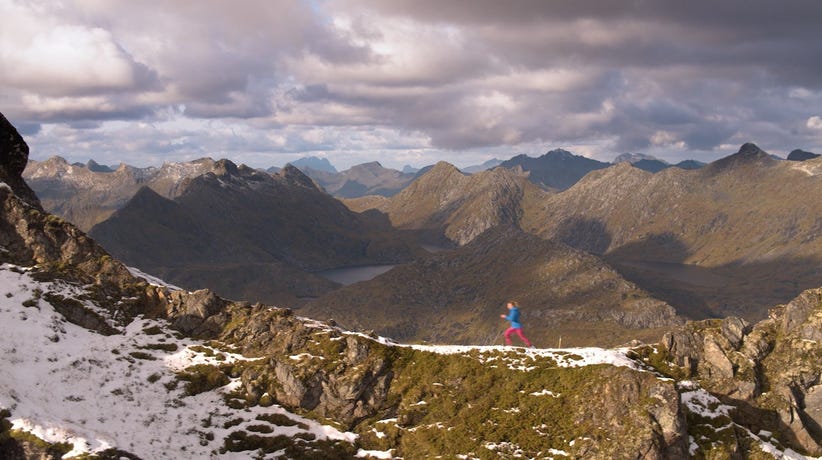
[23, 138, 822, 348]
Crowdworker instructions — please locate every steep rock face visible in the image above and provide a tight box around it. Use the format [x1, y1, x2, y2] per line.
[0, 113, 42, 210]
[658, 288, 822, 455]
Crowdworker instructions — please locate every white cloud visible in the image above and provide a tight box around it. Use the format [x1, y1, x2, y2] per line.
[0, 1, 153, 95]
[807, 116, 822, 130]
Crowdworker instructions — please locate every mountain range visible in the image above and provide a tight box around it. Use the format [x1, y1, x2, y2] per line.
[522, 143, 822, 320]
[1, 112, 820, 458]
[24, 156, 217, 231]
[299, 161, 417, 198]
[88, 161, 421, 305]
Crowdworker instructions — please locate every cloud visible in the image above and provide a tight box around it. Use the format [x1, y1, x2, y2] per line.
[0, 2, 159, 96]
[4, 0, 822, 166]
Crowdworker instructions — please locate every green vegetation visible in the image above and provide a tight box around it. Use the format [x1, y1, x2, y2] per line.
[142, 325, 165, 335]
[256, 413, 308, 429]
[177, 364, 231, 396]
[8, 429, 73, 458]
[139, 343, 179, 352]
[128, 351, 156, 361]
[220, 430, 356, 459]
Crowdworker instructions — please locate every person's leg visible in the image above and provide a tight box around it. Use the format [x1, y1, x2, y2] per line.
[504, 327, 515, 345]
[515, 328, 532, 347]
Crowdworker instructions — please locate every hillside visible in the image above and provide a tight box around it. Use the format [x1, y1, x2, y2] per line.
[23, 156, 217, 231]
[1, 111, 820, 459]
[301, 162, 416, 198]
[350, 162, 545, 246]
[302, 226, 682, 347]
[522, 143, 822, 320]
[89, 161, 421, 305]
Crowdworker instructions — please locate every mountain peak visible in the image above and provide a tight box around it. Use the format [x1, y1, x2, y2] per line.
[86, 159, 115, 172]
[212, 158, 239, 176]
[545, 148, 575, 159]
[706, 142, 776, 173]
[0, 112, 43, 210]
[787, 149, 820, 162]
[350, 161, 384, 171]
[738, 142, 765, 157]
[291, 156, 337, 173]
[613, 152, 663, 164]
[279, 163, 318, 189]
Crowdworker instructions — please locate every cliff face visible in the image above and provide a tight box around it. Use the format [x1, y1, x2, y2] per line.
[0, 114, 41, 211]
[643, 288, 822, 456]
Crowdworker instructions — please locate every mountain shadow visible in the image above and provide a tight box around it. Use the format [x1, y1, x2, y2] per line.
[89, 163, 423, 305]
[303, 225, 682, 348]
[606, 234, 822, 322]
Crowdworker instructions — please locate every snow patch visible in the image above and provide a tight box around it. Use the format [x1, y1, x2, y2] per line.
[0, 264, 356, 458]
[126, 266, 184, 290]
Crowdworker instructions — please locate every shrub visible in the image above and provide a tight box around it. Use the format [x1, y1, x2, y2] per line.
[177, 364, 230, 396]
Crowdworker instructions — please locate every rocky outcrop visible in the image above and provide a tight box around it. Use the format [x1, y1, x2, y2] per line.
[217, 304, 395, 427]
[0, 113, 41, 210]
[659, 288, 822, 455]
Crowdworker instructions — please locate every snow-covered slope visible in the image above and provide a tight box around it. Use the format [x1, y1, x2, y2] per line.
[0, 264, 363, 458]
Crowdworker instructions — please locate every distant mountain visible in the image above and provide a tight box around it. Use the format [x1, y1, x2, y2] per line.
[499, 149, 611, 190]
[787, 149, 820, 161]
[461, 158, 503, 174]
[615, 154, 705, 173]
[85, 159, 116, 172]
[290, 156, 337, 173]
[401, 164, 419, 174]
[613, 152, 662, 164]
[23, 156, 217, 231]
[673, 159, 706, 170]
[523, 143, 822, 320]
[351, 162, 545, 246]
[632, 159, 670, 173]
[301, 161, 416, 198]
[89, 162, 421, 304]
[303, 226, 682, 346]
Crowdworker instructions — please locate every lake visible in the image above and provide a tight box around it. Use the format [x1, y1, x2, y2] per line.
[316, 264, 397, 285]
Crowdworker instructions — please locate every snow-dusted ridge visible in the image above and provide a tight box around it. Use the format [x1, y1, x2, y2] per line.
[2, 264, 818, 459]
[0, 264, 360, 458]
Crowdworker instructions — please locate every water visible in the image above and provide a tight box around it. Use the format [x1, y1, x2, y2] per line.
[316, 265, 397, 285]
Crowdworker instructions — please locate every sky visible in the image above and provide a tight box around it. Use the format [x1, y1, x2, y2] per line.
[2, 0, 821, 170]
